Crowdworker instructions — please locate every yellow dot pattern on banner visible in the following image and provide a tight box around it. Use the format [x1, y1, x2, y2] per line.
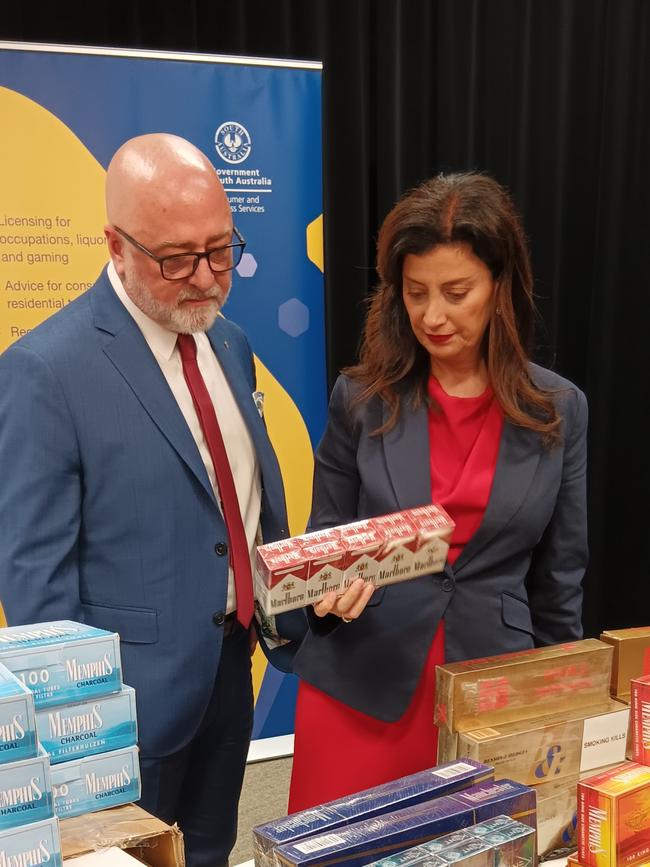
[306, 214, 324, 273]
[0, 87, 108, 354]
[0, 89, 316, 709]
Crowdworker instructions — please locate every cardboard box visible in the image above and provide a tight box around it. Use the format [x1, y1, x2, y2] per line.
[51, 745, 140, 819]
[436, 726, 458, 765]
[59, 803, 184, 867]
[36, 686, 137, 765]
[0, 661, 38, 764]
[457, 698, 629, 785]
[253, 760, 493, 867]
[274, 779, 536, 867]
[0, 746, 53, 830]
[255, 507, 455, 615]
[577, 761, 650, 866]
[0, 816, 62, 867]
[631, 675, 650, 766]
[435, 639, 613, 733]
[600, 627, 650, 700]
[0, 622, 122, 709]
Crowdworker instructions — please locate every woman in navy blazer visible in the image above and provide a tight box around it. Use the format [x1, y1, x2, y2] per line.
[289, 172, 588, 810]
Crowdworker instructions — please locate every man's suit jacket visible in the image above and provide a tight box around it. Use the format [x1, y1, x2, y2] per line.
[292, 366, 588, 722]
[0, 268, 298, 756]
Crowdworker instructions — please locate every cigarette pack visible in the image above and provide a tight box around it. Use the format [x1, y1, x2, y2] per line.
[0, 817, 62, 867]
[273, 779, 535, 867]
[255, 506, 455, 615]
[353, 817, 536, 867]
[435, 639, 613, 733]
[600, 627, 650, 700]
[0, 747, 53, 830]
[0, 662, 38, 764]
[631, 675, 650, 766]
[457, 698, 629, 785]
[50, 745, 140, 819]
[577, 761, 650, 866]
[0, 622, 122, 709]
[36, 686, 138, 764]
[253, 760, 493, 867]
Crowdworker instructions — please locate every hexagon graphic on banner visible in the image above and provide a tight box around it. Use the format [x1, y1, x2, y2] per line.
[278, 298, 309, 338]
[236, 252, 258, 278]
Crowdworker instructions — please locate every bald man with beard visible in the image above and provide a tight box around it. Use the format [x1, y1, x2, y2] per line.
[0, 134, 300, 867]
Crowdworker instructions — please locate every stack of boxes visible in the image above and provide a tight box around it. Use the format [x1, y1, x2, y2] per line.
[433, 639, 630, 856]
[0, 621, 140, 820]
[253, 760, 538, 867]
[565, 668, 650, 866]
[600, 627, 650, 705]
[0, 661, 61, 867]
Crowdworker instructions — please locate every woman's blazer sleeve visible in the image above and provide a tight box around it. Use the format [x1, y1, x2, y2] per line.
[311, 375, 362, 531]
[526, 386, 588, 645]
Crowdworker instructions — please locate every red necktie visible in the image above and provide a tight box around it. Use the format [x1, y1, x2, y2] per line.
[177, 333, 254, 629]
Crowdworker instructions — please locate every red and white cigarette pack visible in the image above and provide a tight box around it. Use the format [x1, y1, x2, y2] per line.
[255, 506, 455, 614]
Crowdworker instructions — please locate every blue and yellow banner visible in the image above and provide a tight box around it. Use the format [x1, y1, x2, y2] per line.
[0, 43, 325, 742]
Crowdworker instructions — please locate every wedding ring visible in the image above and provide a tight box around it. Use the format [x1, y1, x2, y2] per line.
[341, 616, 352, 623]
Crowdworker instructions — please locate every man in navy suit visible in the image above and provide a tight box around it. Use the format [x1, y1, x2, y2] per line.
[0, 134, 297, 867]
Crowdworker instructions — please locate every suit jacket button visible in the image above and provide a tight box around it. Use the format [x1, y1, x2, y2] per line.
[214, 542, 228, 556]
[213, 612, 226, 625]
[442, 578, 454, 592]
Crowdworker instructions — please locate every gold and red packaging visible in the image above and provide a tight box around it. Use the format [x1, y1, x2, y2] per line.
[600, 627, 650, 701]
[631, 675, 650, 766]
[304, 540, 348, 602]
[577, 761, 650, 866]
[435, 639, 614, 733]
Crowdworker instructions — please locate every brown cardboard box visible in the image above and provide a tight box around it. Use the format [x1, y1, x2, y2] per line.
[456, 698, 629, 786]
[600, 626, 650, 700]
[60, 804, 185, 867]
[434, 639, 613, 733]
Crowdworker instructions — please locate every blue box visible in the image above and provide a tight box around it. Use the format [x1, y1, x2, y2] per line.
[253, 760, 493, 867]
[274, 780, 536, 867]
[0, 817, 62, 867]
[0, 748, 53, 830]
[0, 663, 38, 764]
[0, 622, 122, 708]
[50, 745, 140, 818]
[36, 686, 137, 764]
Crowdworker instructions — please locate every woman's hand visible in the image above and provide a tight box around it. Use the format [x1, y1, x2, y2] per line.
[312, 578, 375, 622]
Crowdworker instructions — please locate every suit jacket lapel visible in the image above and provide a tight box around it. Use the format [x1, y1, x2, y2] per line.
[452, 419, 542, 573]
[382, 395, 432, 509]
[90, 272, 217, 504]
[380, 383, 542, 574]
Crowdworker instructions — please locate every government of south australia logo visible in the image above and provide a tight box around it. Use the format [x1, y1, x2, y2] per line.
[214, 122, 252, 164]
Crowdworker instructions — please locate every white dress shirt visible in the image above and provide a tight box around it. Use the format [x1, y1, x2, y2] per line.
[108, 262, 261, 614]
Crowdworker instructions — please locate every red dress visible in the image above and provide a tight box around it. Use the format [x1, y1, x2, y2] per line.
[288, 377, 503, 812]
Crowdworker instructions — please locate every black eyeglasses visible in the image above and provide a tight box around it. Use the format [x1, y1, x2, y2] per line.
[113, 225, 246, 281]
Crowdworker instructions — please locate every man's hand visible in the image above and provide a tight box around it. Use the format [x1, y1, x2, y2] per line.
[312, 578, 375, 622]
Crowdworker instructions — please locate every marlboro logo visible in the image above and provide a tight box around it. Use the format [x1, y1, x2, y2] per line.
[283, 581, 295, 590]
[319, 571, 332, 581]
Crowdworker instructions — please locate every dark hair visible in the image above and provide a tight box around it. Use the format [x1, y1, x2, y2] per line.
[345, 172, 561, 443]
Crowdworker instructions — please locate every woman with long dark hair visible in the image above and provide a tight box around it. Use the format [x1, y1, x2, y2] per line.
[289, 172, 587, 811]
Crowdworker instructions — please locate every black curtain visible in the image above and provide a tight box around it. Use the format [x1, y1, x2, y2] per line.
[3, 0, 649, 636]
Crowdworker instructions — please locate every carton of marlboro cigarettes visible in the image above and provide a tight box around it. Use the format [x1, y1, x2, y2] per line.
[0, 622, 122, 709]
[0, 817, 62, 867]
[253, 760, 493, 867]
[457, 698, 629, 785]
[50, 745, 140, 818]
[600, 626, 650, 700]
[255, 506, 455, 615]
[435, 639, 613, 734]
[0, 747, 53, 830]
[631, 674, 650, 766]
[577, 761, 650, 866]
[273, 779, 535, 867]
[36, 685, 138, 764]
[0, 662, 38, 764]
